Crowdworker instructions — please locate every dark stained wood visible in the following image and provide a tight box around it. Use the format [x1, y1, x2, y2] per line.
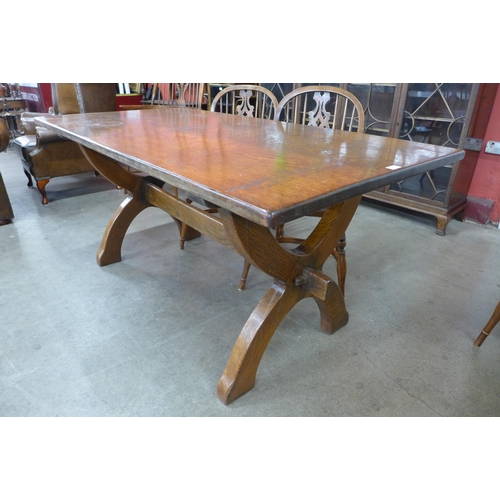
[0, 173, 14, 223]
[36, 107, 466, 404]
[1, 116, 15, 222]
[0, 118, 9, 152]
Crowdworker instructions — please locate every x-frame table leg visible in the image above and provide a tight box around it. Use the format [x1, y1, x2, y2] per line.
[217, 197, 361, 404]
[81, 147, 202, 266]
[80, 146, 362, 405]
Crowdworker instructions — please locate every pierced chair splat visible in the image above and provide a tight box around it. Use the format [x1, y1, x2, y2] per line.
[271, 85, 366, 295]
[177, 85, 278, 258]
[210, 84, 278, 119]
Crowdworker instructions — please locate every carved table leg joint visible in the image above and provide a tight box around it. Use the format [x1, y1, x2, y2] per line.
[295, 267, 334, 302]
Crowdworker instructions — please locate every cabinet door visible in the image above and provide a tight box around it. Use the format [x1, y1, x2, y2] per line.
[387, 83, 479, 205]
[262, 83, 296, 102]
[346, 83, 402, 137]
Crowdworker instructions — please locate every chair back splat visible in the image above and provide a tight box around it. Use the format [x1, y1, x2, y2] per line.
[210, 84, 278, 119]
[176, 85, 278, 287]
[275, 85, 365, 132]
[269, 86, 366, 295]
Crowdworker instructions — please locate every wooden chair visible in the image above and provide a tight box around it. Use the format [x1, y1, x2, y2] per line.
[210, 84, 278, 119]
[276, 85, 365, 131]
[177, 85, 279, 257]
[206, 85, 279, 288]
[245, 85, 365, 294]
[474, 301, 500, 346]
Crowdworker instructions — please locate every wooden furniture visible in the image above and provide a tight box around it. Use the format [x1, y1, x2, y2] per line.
[346, 83, 482, 235]
[177, 86, 277, 247]
[36, 107, 464, 405]
[75, 83, 117, 113]
[276, 86, 364, 130]
[210, 84, 278, 119]
[0, 119, 14, 224]
[265, 83, 485, 235]
[184, 84, 279, 289]
[474, 301, 500, 346]
[0, 116, 9, 152]
[239, 86, 365, 294]
[12, 83, 117, 204]
[0, 172, 14, 225]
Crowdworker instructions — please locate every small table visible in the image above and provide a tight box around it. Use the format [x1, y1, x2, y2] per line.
[36, 108, 464, 404]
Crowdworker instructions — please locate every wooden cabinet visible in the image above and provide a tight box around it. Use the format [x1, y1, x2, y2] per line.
[351, 83, 481, 235]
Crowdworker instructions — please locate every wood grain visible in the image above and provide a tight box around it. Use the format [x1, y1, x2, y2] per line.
[36, 107, 464, 228]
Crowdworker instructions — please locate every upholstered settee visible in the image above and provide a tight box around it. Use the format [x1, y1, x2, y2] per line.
[12, 83, 116, 205]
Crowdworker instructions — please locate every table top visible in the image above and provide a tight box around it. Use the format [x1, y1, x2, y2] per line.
[36, 107, 465, 227]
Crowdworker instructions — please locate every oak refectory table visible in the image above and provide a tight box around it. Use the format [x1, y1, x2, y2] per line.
[36, 108, 465, 405]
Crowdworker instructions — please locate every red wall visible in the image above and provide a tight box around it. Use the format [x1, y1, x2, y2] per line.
[39, 83, 52, 112]
[467, 85, 500, 224]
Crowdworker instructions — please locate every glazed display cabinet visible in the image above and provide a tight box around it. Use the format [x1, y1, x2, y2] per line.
[345, 83, 481, 235]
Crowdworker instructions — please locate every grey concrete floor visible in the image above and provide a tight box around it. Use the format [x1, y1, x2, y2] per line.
[1, 145, 499, 417]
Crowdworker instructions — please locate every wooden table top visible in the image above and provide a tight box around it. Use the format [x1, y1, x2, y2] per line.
[37, 107, 465, 227]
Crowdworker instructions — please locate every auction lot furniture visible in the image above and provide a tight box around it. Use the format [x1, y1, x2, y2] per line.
[205, 84, 279, 289]
[13, 83, 116, 204]
[264, 83, 491, 235]
[36, 107, 464, 405]
[271, 85, 366, 296]
[0, 116, 10, 152]
[474, 301, 500, 346]
[0, 119, 14, 224]
[0, 173, 14, 225]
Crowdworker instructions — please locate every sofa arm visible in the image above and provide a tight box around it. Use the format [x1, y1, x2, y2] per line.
[34, 126, 68, 147]
[20, 110, 56, 135]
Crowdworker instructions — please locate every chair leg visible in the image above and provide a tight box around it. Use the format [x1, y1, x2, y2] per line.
[23, 168, 33, 187]
[332, 234, 346, 296]
[36, 178, 50, 205]
[179, 198, 193, 249]
[239, 260, 251, 291]
[474, 301, 500, 346]
[179, 223, 189, 249]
